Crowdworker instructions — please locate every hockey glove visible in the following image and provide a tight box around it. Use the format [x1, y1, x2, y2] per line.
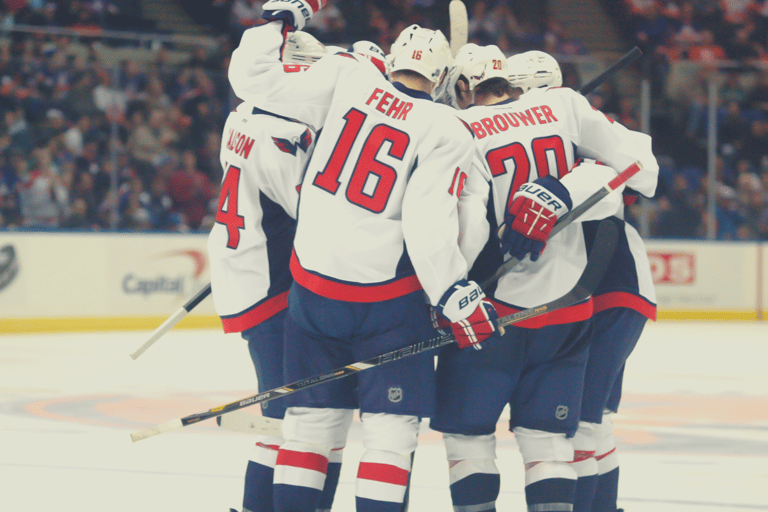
[435, 280, 499, 350]
[262, 0, 326, 30]
[499, 175, 572, 262]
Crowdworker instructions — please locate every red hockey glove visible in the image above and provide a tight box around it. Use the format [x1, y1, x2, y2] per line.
[262, 0, 326, 30]
[435, 280, 499, 350]
[499, 175, 572, 262]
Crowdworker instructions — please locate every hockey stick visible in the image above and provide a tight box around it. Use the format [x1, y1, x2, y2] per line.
[480, 161, 641, 290]
[129, 283, 212, 360]
[579, 46, 642, 96]
[130, 221, 617, 443]
[216, 411, 283, 437]
[449, 0, 468, 57]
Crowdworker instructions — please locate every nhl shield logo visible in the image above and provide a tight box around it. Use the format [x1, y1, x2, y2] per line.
[388, 387, 403, 403]
[555, 405, 569, 420]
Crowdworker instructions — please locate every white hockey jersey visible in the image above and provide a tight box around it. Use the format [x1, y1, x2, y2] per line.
[207, 102, 316, 333]
[228, 22, 482, 306]
[458, 87, 659, 327]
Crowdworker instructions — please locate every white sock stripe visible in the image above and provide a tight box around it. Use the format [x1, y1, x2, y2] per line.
[596, 451, 619, 475]
[454, 502, 497, 512]
[524, 461, 576, 487]
[250, 443, 279, 468]
[328, 447, 344, 464]
[448, 459, 499, 485]
[273, 465, 326, 490]
[569, 458, 598, 478]
[528, 504, 573, 512]
[356, 478, 406, 503]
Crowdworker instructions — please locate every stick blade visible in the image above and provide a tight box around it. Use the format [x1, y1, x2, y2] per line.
[449, 0, 468, 57]
[130, 419, 183, 443]
[217, 412, 283, 437]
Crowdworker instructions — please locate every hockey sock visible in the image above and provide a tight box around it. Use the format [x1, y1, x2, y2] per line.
[571, 423, 599, 512]
[355, 449, 412, 512]
[316, 448, 343, 512]
[400, 451, 415, 512]
[592, 415, 620, 512]
[593, 449, 619, 512]
[273, 442, 329, 512]
[524, 461, 577, 512]
[242, 437, 282, 512]
[448, 459, 500, 511]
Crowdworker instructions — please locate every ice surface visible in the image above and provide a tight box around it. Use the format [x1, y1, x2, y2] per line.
[1, 321, 767, 511]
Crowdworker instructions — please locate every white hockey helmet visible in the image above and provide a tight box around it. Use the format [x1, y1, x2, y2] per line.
[351, 40, 390, 75]
[437, 43, 480, 108]
[507, 50, 563, 93]
[284, 31, 327, 64]
[464, 45, 509, 91]
[390, 24, 453, 97]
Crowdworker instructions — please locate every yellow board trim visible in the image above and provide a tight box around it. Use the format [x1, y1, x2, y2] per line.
[0, 315, 222, 334]
[1, 310, 765, 334]
[656, 310, 761, 321]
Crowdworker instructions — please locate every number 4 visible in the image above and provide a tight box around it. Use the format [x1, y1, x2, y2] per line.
[215, 165, 245, 249]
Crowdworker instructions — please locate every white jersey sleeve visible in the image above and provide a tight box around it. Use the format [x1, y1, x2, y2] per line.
[554, 87, 658, 198]
[456, 142, 492, 272]
[229, 21, 379, 132]
[559, 161, 625, 222]
[402, 119, 479, 305]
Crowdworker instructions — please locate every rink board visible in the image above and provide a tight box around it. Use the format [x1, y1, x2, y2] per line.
[0, 233, 765, 333]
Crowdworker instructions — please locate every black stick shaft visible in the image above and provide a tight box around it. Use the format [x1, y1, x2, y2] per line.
[580, 47, 643, 96]
[184, 284, 212, 311]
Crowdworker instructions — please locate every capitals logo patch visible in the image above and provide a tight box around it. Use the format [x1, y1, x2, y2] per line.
[272, 129, 313, 156]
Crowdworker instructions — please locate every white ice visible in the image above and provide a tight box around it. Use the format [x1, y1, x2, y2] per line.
[1, 321, 767, 511]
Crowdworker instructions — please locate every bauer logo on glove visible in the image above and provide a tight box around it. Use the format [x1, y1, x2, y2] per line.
[499, 175, 572, 262]
[435, 280, 500, 350]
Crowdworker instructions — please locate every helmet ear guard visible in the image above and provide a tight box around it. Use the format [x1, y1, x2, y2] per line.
[283, 31, 327, 64]
[506, 50, 563, 93]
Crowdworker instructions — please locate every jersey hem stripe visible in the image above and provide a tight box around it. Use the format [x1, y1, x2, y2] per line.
[290, 250, 422, 302]
[593, 291, 657, 321]
[220, 291, 290, 333]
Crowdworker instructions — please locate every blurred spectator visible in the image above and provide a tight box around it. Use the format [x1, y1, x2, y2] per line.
[230, 0, 263, 40]
[167, 150, 213, 229]
[15, 148, 69, 227]
[654, 173, 706, 238]
[686, 30, 727, 61]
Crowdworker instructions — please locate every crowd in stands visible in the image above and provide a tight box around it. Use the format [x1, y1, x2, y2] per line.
[619, 0, 768, 239]
[1, 0, 768, 240]
[0, 0, 230, 231]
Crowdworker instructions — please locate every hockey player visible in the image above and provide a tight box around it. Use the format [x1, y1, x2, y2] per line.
[509, 51, 658, 512]
[430, 46, 659, 512]
[227, 2, 498, 510]
[208, 31, 347, 512]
